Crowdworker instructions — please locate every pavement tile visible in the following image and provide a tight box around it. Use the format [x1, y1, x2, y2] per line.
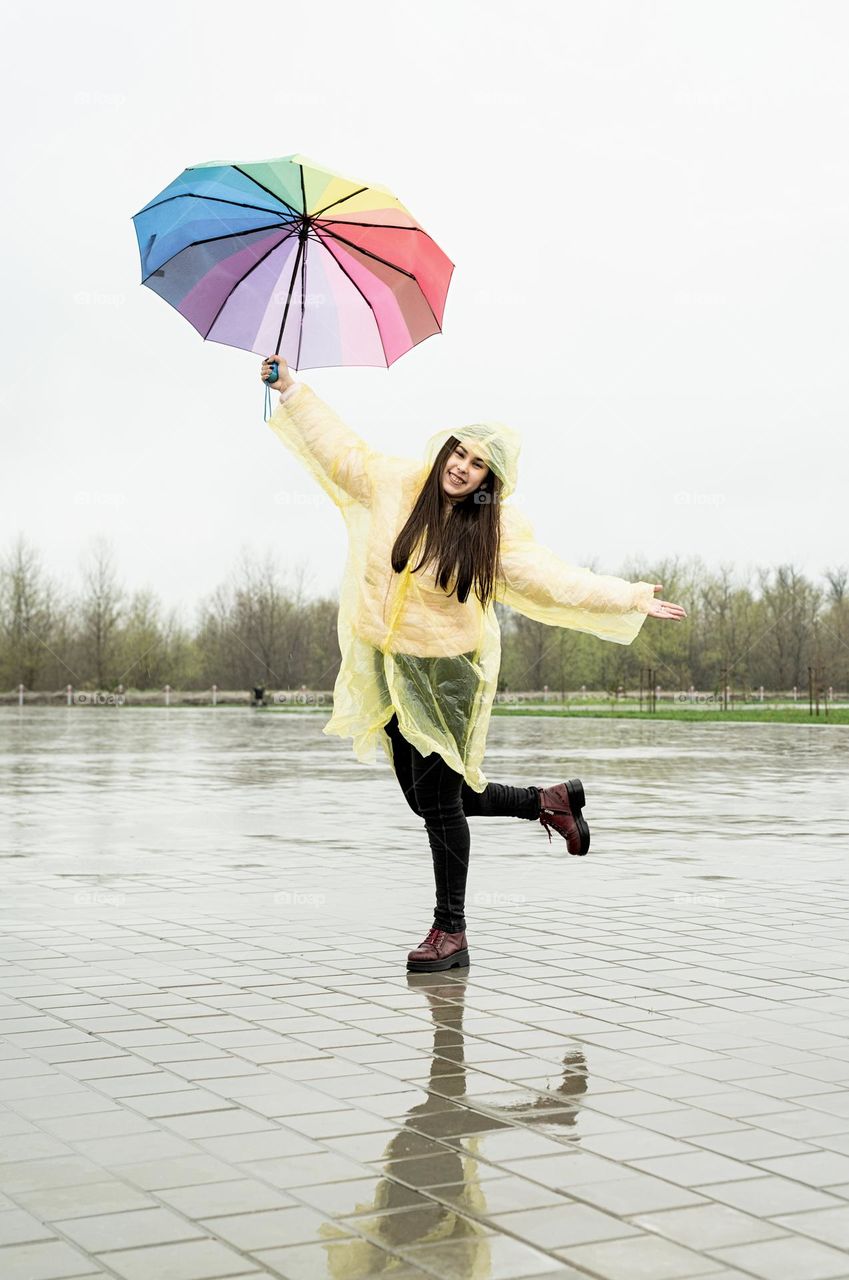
[700, 1175, 845, 1216]
[711, 1235, 849, 1279]
[754, 1150, 849, 1186]
[630, 1151, 757, 1186]
[570, 1174, 707, 1215]
[9, 1181, 156, 1221]
[157, 1179, 296, 1218]
[0, 1207, 56, 1244]
[54, 1207, 206, 1251]
[253, 1239, 423, 1278]
[0, 1238, 98, 1279]
[772, 1206, 849, 1248]
[198, 1205, 352, 1248]
[95, 1238, 259, 1279]
[401, 1232, 566, 1279]
[557, 1233, 723, 1278]
[503, 1151, 625, 1187]
[488, 1202, 639, 1248]
[633, 1203, 786, 1249]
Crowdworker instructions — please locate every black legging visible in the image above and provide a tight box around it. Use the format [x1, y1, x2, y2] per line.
[383, 711, 540, 933]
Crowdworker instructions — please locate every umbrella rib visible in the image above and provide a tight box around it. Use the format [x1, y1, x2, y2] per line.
[294, 162, 308, 367]
[296, 232, 307, 369]
[316, 225, 416, 281]
[135, 191, 292, 219]
[233, 164, 306, 217]
[204, 227, 301, 341]
[317, 234, 389, 368]
[317, 226, 442, 332]
[317, 218, 428, 233]
[312, 186, 368, 219]
[139, 223, 295, 284]
[276, 235, 306, 356]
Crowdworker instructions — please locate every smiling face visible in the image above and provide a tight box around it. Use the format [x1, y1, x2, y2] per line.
[441, 439, 491, 503]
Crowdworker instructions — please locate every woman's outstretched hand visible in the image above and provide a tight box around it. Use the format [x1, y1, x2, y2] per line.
[260, 353, 295, 394]
[645, 584, 687, 621]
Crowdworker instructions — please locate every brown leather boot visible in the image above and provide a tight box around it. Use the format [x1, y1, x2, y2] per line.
[407, 925, 470, 973]
[537, 779, 590, 855]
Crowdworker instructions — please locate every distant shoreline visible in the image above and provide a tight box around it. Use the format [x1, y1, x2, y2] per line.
[2, 699, 843, 726]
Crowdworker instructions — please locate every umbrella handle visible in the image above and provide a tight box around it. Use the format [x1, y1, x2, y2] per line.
[263, 360, 279, 422]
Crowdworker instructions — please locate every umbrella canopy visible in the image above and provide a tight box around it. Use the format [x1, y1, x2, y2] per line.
[132, 153, 454, 370]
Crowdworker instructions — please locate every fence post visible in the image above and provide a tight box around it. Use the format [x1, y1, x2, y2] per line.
[212, 684, 218, 707]
[164, 683, 171, 708]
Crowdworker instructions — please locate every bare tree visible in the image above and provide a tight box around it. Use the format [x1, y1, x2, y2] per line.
[117, 587, 193, 689]
[825, 565, 848, 606]
[821, 565, 849, 689]
[76, 535, 125, 688]
[0, 535, 62, 690]
[756, 564, 822, 689]
[699, 562, 759, 690]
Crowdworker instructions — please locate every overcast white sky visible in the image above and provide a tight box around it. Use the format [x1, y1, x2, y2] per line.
[3, 1, 848, 620]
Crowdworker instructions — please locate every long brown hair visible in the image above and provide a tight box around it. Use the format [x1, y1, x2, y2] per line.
[391, 436, 503, 608]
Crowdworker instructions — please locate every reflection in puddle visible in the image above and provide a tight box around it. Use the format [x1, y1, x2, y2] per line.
[318, 972, 586, 1274]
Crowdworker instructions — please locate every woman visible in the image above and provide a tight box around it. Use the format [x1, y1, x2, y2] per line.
[260, 354, 686, 973]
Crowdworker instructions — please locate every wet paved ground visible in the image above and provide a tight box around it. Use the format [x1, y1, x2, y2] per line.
[1, 708, 849, 1279]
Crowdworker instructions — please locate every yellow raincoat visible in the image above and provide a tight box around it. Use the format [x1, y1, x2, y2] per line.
[266, 381, 656, 792]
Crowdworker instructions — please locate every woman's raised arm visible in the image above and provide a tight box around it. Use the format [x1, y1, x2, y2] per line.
[495, 504, 664, 645]
[261, 354, 376, 509]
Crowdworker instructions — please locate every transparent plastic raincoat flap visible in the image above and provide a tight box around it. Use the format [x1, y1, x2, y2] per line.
[266, 383, 656, 791]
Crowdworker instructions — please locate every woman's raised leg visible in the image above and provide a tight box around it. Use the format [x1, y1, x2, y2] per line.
[384, 712, 470, 933]
[460, 777, 540, 820]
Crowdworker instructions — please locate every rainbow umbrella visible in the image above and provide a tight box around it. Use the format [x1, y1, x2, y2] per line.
[131, 153, 454, 372]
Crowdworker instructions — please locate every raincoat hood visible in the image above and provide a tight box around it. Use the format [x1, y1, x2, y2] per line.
[423, 420, 523, 499]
